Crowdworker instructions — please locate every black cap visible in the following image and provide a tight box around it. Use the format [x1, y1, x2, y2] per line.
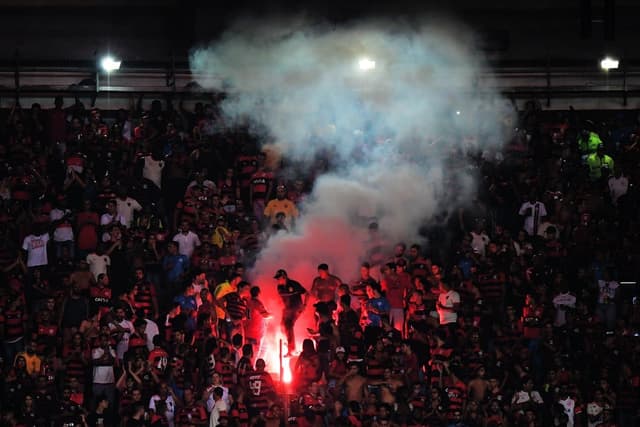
[274, 269, 287, 279]
[317, 263, 329, 271]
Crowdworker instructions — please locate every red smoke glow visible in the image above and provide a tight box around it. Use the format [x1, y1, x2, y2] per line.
[249, 217, 370, 385]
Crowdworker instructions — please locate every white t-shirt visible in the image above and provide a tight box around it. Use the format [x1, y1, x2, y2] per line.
[50, 208, 74, 242]
[552, 292, 577, 327]
[173, 231, 201, 259]
[608, 175, 629, 205]
[86, 253, 111, 280]
[115, 197, 142, 228]
[91, 347, 116, 384]
[559, 396, 575, 427]
[209, 399, 228, 427]
[437, 289, 460, 325]
[110, 319, 134, 360]
[597, 280, 619, 304]
[143, 157, 165, 189]
[145, 319, 160, 351]
[149, 395, 176, 427]
[22, 233, 50, 267]
[206, 385, 230, 412]
[518, 201, 547, 236]
[100, 212, 127, 227]
[512, 390, 543, 405]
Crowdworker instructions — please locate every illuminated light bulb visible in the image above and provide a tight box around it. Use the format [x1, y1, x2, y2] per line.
[101, 56, 121, 72]
[600, 57, 619, 71]
[358, 57, 376, 71]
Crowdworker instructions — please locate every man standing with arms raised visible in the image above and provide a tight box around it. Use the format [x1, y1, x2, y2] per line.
[275, 269, 308, 357]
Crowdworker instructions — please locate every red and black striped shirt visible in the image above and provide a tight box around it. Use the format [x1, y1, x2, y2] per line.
[134, 281, 156, 316]
[230, 402, 249, 427]
[247, 371, 276, 414]
[175, 404, 207, 426]
[0, 308, 27, 342]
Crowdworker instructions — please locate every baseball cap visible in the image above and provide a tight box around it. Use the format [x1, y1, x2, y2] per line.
[335, 346, 346, 353]
[274, 269, 287, 279]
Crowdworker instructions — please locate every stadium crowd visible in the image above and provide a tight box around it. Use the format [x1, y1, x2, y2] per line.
[0, 95, 638, 427]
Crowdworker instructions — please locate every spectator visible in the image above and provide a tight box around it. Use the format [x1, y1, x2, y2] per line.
[518, 192, 547, 237]
[100, 200, 127, 231]
[76, 200, 100, 257]
[91, 334, 117, 409]
[244, 286, 272, 360]
[209, 387, 227, 427]
[578, 127, 603, 156]
[172, 220, 201, 260]
[88, 395, 114, 427]
[2, 97, 640, 427]
[115, 188, 143, 229]
[435, 279, 460, 339]
[86, 245, 111, 281]
[361, 281, 389, 347]
[163, 241, 189, 292]
[143, 152, 165, 190]
[350, 262, 378, 310]
[21, 224, 50, 269]
[275, 269, 308, 356]
[596, 269, 620, 332]
[310, 263, 342, 304]
[381, 261, 410, 336]
[586, 145, 614, 182]
[608, 166, 629, 206]
[149, 382, 178, 427]
[263, 185, 298, 229]
[249, 152, 274, 222]
[110, 305, 135, 361]
[511, 376, 544, 422]
[212, 274, 242, 341]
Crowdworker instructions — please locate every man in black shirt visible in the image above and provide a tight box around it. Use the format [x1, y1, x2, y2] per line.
[275, 269, 308, 356]
[87, 395, 114, 427]
[125, 403, 147, 427]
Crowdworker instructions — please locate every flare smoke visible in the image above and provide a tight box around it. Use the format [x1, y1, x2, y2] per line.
[190, 15, 512, 354]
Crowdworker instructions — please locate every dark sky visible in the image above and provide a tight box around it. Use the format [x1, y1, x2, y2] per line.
[0, 0, 637, 67]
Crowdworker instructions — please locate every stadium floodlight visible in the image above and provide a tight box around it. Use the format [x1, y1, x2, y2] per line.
[600, 56, 619, 71]
[358, 57, 376, 71]
[100, 56, 121, 73]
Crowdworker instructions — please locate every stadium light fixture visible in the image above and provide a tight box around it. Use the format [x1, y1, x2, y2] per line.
[358, 57, 376, 71]
[600, 56, 619, 71]
[100, 56, 121, 73]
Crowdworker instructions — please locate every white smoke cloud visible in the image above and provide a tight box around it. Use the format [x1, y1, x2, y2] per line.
[190, 15, 513, 355]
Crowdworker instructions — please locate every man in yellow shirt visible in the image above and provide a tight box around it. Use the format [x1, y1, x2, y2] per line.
[578, 128, 603, 156]
[213, 274, 242, 340]
[263, 185, 299, 229]
[586, 146, 614, 181]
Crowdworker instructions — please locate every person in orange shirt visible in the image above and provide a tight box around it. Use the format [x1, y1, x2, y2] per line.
[16, 342, 42, 375]
[264, 185, 299, 229]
